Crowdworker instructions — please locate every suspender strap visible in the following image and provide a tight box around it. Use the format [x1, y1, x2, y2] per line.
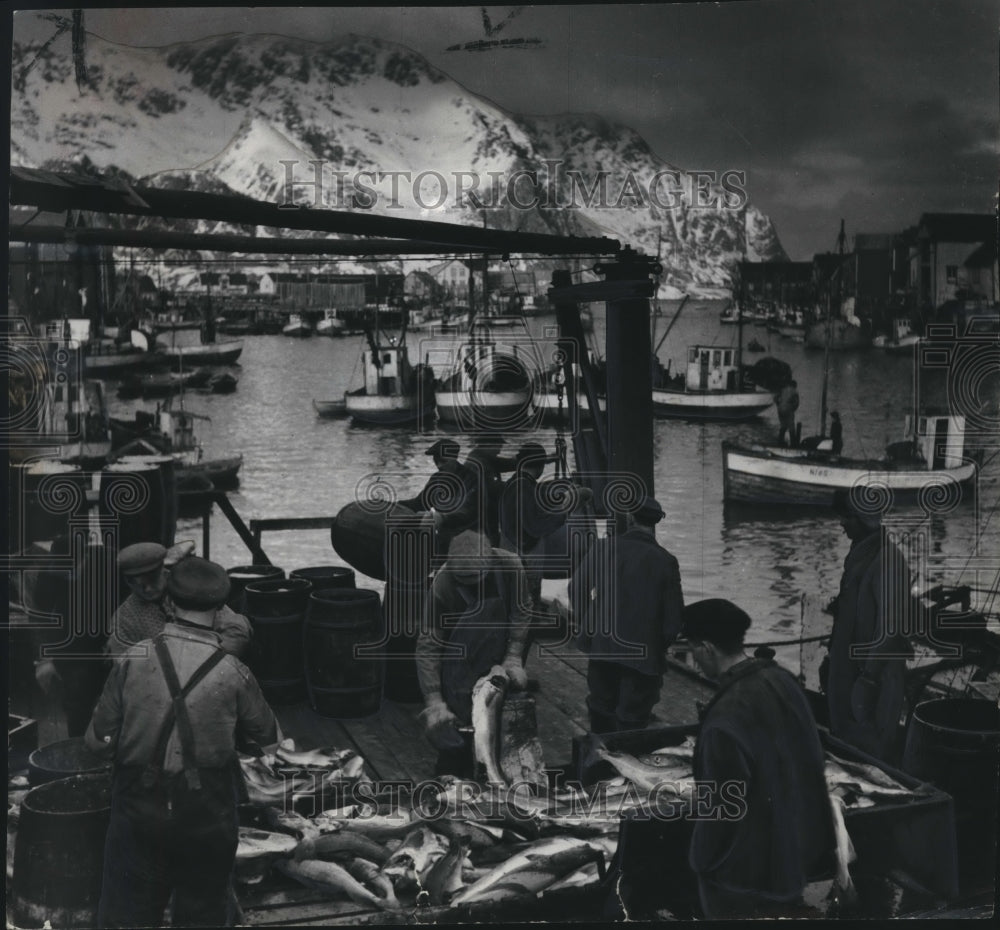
[143, 635, 226, 791]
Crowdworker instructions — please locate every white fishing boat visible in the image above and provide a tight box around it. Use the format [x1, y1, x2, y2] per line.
[45, 318, 164, 377]
[336, 311, 435, 426]
[434, 332, 535, 427]
[315, 309, 346, 337]
[157, 338, 244, 370]
[874, 317, 922, 355]
[722, 412, 978, 505]
[282, 313, 312, 337]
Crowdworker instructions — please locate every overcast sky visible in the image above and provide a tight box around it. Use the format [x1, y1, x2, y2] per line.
[10, 2, 999, 259]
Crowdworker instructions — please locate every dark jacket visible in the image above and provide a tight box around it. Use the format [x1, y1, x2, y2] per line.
[827, 529, 911, 761]
[454, 449, 518, 545]
[570, 528, 684, 675]
[691, 657, 837, 917]
[499, 473, 568, 555]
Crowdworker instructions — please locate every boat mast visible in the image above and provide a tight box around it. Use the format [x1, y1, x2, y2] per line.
[737, 205, 747, 390]
[820, 219, 845, 438]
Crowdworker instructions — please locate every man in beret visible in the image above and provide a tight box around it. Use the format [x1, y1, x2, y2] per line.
[106, 540, 251, 661]
[416, 528, 531, 776]
[825, 489, 912, 762]
[676, 599, 837, 919]
[86, 556, 278, 928]
[570, 495, 684, 733]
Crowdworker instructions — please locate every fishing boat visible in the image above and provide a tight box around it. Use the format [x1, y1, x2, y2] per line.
[312, 398, 348, 419]
[434, 322, 536, 427]
[156, 338, 244, 370]
[109, 398, 243, 489]
[333, 310, 435, 426]
[804, 315, 871, 350]
[873, 317, 922, 355]
[282, 313, 312, 337]
[116, 368, 206, 400]
[45, 318, 165, 377]
[40, 379, 113, 467]
[315, 309, 346, 337]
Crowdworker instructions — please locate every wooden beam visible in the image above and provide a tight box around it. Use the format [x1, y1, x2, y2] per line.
[10, 167, 620, 257]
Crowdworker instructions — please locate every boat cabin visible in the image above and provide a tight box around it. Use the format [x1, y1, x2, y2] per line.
[900, 414, 967, 469]
[362, 345, 412, 397]
[159, 406, 198, 454]
[685, 345, 741, 392]
[44, 318, 91, 345]
[891, 317, 915, 341]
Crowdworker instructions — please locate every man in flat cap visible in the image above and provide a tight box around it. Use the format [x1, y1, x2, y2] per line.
[86, 556, 278, 928]
[825, 489, 912, 763]
[460, 433, 519, 546]
[416, 528, 531, 776]
[106, 540, 251, 661]
[570, 495, 684, 733]
[399, 439, 474, 556]
[673, 599, 837, 919]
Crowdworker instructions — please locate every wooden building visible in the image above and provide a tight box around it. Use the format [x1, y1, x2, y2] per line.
[908, 213, 997, 309]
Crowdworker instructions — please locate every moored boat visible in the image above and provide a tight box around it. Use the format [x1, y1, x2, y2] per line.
[157, 339, 244, 370]
[434, 337, 535, 428]
[805, 316, 871, 350]
[722, 412, 978, 505]
[651, 345, 774, 421]
[874, 317, 922, 355]
[282, 313, 312, 337]
[315, 309, 346, 337]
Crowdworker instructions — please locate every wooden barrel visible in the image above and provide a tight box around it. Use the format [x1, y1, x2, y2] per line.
[226, 564, 285, 613]
[289, 565, 356, 593]
[902, 698, 1000, 891]
[98, 461, 165, 554]
[303, 588, 384, 719]
[116, 454, 178, 548]
[330, 501, 414, 581]
[243, 578, 312, 705]
[13, 461, 90, 550]
[28, 737, 111, 787]
[11, 773, 112, 929]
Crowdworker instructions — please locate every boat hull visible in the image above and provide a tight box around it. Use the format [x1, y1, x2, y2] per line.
[162, 342, 244, 370]
[177, 454, 242, 490]
[652, 389, 773, 421]
[344, 393, 435, 426]
[313, 399, 348, 419]
[85, 351, 165, 376]
[722, 443, 977, 506]
[805, 321, 871, 350]
[534, 392, 605, 425]
[434, 389, 533, 426]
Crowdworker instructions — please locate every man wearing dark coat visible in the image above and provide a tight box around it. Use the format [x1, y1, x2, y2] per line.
[570, 496, 684, 733]
[825, 489, 912, 763]
[677, 598, 838, 919]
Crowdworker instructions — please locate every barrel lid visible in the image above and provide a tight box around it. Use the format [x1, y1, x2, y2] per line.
[22, 772, 112, 815]
[27, 460, 80, 475]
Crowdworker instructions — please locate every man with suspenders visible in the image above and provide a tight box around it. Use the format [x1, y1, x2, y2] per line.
[85, 556, 277, 928]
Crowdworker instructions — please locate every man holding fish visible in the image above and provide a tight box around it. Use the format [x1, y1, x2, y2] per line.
[85, 556, 278, 928]
[570, 496, 685, 734]
[669, 598, 837, 919]
[416, 528, 531, 776]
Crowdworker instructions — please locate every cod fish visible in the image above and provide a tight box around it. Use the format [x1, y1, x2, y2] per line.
[422, 836, 473, 906]
[450, 837, 604, 905]
[433, 818, 504, 850]
[472, 666, 510, 786]
[594, 745, 692, 794]
[343, 857, 401, 909]
[294, 831, 389, 865]
[263, 808, 321, 841]
[382, 825, 450, 876]
[824, 759, 927, 801]
[277, 858, 393, 909]
[827, 793, 859, 907]
[316, 810, 415, 841]
[274, 738, 356, 770]
[235, 828, 298, 884]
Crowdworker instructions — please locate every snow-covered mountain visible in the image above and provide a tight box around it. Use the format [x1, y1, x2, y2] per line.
[11, 28, 788, 295]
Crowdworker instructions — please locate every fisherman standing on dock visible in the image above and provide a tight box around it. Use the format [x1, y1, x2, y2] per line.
[570, 496, 684, 734]
[825, 489, 913, 763]
[86, 557, 278, 928]
[676, 599, 837, 919]
[105, 541, 252, 661]
[415, 529, 531, 777]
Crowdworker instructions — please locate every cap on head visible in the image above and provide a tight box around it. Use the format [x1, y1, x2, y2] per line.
[447, 529, 489, 560]
[630, 496, 665, 526]
[682, 598, 752, 652]
[426, 438, 460, 458]
[167, 556, 231, 610]
[117, 542, 167, 577]
[832, 488, 882, 529]
[516, 442, 546, 467]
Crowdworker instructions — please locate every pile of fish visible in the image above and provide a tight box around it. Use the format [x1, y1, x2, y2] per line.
[238, 738, 369, 808]
[237, 797, 616, 911]
[824, 752, 932, 809]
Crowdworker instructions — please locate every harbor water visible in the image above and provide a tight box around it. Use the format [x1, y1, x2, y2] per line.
[108, 302, 1000, 673]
